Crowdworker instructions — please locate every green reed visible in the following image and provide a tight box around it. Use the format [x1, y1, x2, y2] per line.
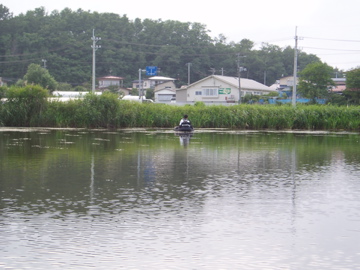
[1, 85, 48, 126]
[1, 87, 359, 131]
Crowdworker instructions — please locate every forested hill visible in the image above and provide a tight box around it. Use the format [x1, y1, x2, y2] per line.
[0, 4, 322, 88]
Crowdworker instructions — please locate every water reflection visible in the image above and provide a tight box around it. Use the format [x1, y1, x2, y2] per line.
[175, 132, 193, 147]
[0, 129, 360, 269]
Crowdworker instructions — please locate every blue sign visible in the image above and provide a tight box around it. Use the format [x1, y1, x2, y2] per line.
[146, 66, 157, 76]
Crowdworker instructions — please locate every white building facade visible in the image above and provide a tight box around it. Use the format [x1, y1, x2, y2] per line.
[154, 81, 176, 103]
[176, 75, 276, 104]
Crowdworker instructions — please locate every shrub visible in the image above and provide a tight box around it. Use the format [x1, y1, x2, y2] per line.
[3, 85, 48, 126]
[73, 92, 121, 128]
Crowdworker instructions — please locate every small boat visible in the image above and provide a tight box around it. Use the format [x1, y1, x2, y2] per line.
[174, 125, 194, 132]
[174, 121, 194, 132]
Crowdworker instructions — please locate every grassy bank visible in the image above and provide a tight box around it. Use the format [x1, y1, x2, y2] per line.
[1, 89, 360, 131]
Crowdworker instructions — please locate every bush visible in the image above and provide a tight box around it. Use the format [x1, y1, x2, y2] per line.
[73, 92, 121, 128]
[57, 83, 73, 91]
[23, 63, 58, 91]
[194, 101, 205, 107]
[0, 86, 7, 99]
[74, 85, 88, 92]
[2, 85, 49, 126]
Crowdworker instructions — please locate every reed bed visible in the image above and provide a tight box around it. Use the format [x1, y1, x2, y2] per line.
[0, 90, 359, 131]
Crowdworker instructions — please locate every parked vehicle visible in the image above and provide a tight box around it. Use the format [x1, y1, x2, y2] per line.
[121, 95, 153, 103]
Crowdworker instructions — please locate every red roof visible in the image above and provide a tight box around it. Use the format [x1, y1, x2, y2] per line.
[331, 85, 346, 92]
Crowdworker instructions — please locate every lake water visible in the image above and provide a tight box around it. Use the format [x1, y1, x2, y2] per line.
[0, 128, 360, 269]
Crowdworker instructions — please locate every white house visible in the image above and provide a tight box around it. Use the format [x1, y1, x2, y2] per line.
[132, 76, 176, 90]
[271, 76, 299, 91]
[176, 75, 276, 104]
[152, 78, 176, 103]
[98, 76, 124, 89]
[149, 76, 176, 103]
[132, 79, 155, 90]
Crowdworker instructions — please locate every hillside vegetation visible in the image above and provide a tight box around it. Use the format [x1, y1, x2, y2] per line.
[0, 4, 330, 88]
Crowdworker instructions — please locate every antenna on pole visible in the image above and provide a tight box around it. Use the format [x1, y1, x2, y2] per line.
[209, 68, 216, 75]
[42, 59, 47, 69]
[236, 53, 246, 104]
[186, 63, 192, 85]
[91, 29, 101, 92]
[292, 26, 298, 106]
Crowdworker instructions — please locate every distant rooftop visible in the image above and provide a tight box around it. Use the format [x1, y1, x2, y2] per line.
[98, 76, 124, 80]
[149, 76, 176, 81]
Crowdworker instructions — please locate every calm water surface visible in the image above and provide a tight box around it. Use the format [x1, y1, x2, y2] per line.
[0, 128, 359, 269]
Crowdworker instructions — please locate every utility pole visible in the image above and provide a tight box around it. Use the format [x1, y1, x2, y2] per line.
[236, 53, 246, 104]
[91, 29, 101, 92]
[138, 68, 145, 102]
[186, 63, 192, 85]
[292, 27, 298, 106]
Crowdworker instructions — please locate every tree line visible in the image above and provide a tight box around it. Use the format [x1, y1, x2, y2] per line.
[0, 4, 344, 89]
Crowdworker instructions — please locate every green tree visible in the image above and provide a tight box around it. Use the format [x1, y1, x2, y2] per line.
[0, 86, 7, 99]
[298, 62, 334, 103]
[343, 67, 360, 104]
[145, 88, 154, 100]
[346, 67, 360, 90]
[23, 63, 58, 91]
[107, 85, 120, 94]
[326, 92, 347, 105]
[262, 43, 285, 85]
[57, 82, 73, 91]
[0, 6, 336, 89]
[0, 4, 12, 20]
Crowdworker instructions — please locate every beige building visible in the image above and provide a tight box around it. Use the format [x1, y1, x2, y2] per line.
[176, 75, 276, 104]
[278, 76, 298, 88]
[154, 80, 176, 103]
[98, 76, 124, 89]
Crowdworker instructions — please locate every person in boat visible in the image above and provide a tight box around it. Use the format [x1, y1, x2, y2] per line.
[179, 114, 192, 128]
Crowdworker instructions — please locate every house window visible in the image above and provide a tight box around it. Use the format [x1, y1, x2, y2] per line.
[203, 88, 218, 97]
[195, 91, 202, 95]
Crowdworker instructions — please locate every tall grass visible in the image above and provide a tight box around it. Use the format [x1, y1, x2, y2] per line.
[1, 85, 48, 126]
[1, 86, 359, 131]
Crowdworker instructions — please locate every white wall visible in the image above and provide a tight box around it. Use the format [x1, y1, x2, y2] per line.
[154, 89, 175, 103]
[187, 78, 237, 103]
[53, 91, 102, 97]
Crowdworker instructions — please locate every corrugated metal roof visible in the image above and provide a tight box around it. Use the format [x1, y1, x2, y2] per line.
[186, 75, 276, 92]
[149, 76, 176, 81]
[213, 75, 275, 91]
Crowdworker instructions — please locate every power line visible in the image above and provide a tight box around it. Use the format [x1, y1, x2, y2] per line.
[0, 58, 42, 63]
[303, 36, 360, 43]
[2, 45, 73, 58]
[302, 46, 360, 52]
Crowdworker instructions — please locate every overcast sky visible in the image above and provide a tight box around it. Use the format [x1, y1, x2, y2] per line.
[2, 0, 360, 71]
